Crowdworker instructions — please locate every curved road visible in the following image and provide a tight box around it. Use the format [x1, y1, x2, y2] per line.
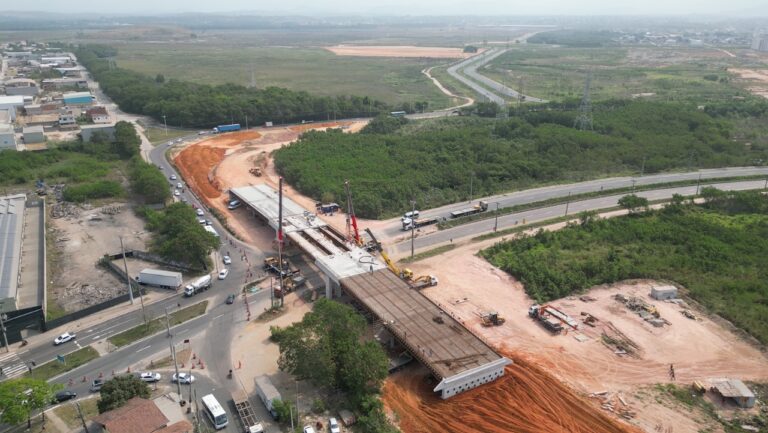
[391, 178, 768, 255]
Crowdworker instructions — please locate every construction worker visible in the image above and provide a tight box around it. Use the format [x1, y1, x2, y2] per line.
[669, 363, 676, 381]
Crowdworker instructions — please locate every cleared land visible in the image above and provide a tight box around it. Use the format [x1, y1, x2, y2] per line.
[114, 43, 453, 108]
[482, 46, 755, 102]
[729, 68, 768, 99]
[325, 45, 475, 58]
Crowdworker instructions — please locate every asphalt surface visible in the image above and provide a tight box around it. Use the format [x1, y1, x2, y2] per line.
[391, 179, 768, 254]
[380, 166, 768, 240]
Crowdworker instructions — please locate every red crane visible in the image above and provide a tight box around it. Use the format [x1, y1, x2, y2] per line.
[344, 180, 362, 245]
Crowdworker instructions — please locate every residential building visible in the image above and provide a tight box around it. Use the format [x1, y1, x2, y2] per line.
[0, 109, 16, 149]
[752, 32, 768, 52]
[86, 106, 110, 124]
[42, 77, 88, 90]
[92, 397, 192, 433]
[58, 109, 76, 128]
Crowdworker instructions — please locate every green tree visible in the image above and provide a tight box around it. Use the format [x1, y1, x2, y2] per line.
[0, 378, 61, 428]
[112, 121, 141, 159]
[98, 375, 151, 413]
[155, 74, 165, 84]
[618, 194, 649, 214]
[147, 202, 220, 266]
[270, 398, 295, 424]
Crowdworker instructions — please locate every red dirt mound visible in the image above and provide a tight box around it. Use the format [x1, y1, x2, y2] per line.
[174, 144, 226, 202]
[383, 353, 642, 433]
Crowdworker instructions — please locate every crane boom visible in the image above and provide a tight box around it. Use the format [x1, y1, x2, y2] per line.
[344, 180, 362, 245]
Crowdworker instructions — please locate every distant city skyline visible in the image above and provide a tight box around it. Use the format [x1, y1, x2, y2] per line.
[2, 0, 767, 17]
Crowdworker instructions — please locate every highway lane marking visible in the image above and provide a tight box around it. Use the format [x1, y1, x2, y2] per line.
[136, 345, 152, 353]
[91, 335, 100, 340]
[212, 314, 225, 320]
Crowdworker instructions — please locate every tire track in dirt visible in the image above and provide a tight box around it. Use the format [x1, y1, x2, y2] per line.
[383, 352, 642, 433]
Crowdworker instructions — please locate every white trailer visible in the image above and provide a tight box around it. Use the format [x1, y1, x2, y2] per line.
[136, 269, 182, 289]
[254, 376, 281, 420]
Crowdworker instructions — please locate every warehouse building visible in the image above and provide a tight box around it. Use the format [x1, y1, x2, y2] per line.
[42, 77, 88, 90]
[0, 95, 25, 121]
[62, 91, 95, 106]
[0, 110, 16, 150]
[81, 124, 116, 142]
[4, 78, 39, 96]
[23, 126, 45, 144]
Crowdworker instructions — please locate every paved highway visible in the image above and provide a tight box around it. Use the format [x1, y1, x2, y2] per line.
[391, 179, 768, 255]
[379, 167, 768, 240]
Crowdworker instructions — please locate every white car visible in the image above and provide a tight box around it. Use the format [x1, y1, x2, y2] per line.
[174, 190, 181, 197]
[53, 332, 76, 345]
[171, 372, 195, 384]
[196, 208, 204, 217]
[169, 174, 177, 180]
[139, 372, 161, 383]
[223, 255, 232, 265]
[218, 269, 229, 280]
[177, 182, 183, 189]
[176, 138, 183, 143]
[303, 427, 316, 433]
[329, 417, 340, 433]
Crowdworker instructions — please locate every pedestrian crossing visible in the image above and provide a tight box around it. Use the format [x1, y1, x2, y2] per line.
[0, 352, 28, 380]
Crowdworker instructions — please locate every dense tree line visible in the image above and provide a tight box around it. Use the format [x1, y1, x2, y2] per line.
[527, 30, 620, 47]
[481, 189, 768, 344]
[73, 45, 393, 128]
[0, 378, 61, 428]
[274, 100, 767, 218]
[139, 203, 221, 268]
[270, 299, 395, 433]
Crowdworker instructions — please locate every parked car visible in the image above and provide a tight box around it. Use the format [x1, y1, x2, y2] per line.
[303, 427, 316, 433]
[174, 190, 181, 197]
[196, 208, 204, 217]
[53, 332, 76, 345]
[226, 294, 236, 304]
[198, 218, 206, 225]
[177, 182, 183, 189]
[90, 379, 104, 392]
[176, 138, 183, 143]
[205, 220, 213, 225]
[139, 372, 161, 383]
[171, 372, 195, 384]
[329, 418, 341, 433]
[218, 269, 229, 280]
[223, 255, 232, 265]
[54, 391, 77, 402]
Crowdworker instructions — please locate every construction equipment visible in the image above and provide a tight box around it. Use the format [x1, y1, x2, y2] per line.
[528, 304, 581, 333]
[480, 311, 505, 327]
[681, 310, 696, 320]
[450, 201, 489, 218]
[363, 227, 382, 252]
[232, 390, 264, 433]
[249, 167, 262, 177]
[344, 180, 362, 245]
[581, 312, 599, 327]
[401, 216, 440, 231]
[263, 257, 298, 278]
[410, 274, 438, 289]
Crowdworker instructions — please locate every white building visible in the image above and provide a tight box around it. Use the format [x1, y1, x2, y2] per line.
[752, 31, 768, 52]
[0, 95, 25, 121]
[0, 110, 17, 150]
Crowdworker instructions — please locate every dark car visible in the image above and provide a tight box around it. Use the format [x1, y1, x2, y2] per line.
[54, 391, 77, 402]
[226, 294, 236, 304]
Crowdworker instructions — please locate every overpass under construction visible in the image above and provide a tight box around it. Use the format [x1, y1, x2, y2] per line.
[230, 185, 511, 399]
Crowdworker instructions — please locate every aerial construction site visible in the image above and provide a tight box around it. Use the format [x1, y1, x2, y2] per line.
[173, 121, 768, 433]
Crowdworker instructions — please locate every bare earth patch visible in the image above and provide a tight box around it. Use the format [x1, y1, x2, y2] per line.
[325, 45, 478, 59]
[729, 68, 768, 99]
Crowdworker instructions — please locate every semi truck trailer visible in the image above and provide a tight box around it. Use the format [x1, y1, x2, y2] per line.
[213, 124, 241, 133]
[136, 269, 182, 289]
[450, 201, 489, 218]
[255, 376, 282, 420]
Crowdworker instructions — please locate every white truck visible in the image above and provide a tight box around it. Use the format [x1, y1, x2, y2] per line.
[136, 269, 183, 289]
[183, 274, 212, 297]
[254, 376, 282, 420]
[232, 390, 264, 433]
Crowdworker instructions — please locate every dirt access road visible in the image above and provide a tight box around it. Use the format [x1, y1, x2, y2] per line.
[391, 219, 768, 433]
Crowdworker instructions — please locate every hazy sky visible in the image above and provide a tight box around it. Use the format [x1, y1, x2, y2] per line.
[6, 0, 767, 16]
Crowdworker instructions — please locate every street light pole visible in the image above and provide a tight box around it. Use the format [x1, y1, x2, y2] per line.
[410, 200, 416, 260]
[0, 311, 9, 353]
[469, 171, 475, 202]
[493, 202, 499, 232]
[631, 179, 636, 193]
[119, 236, 134, 305]
[162, 115, 168, 136]
[564, 192, 572, 216]
[696, 173, 702, 195]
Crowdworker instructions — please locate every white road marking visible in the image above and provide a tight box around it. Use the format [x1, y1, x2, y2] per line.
[136, 345, 152, 353]
[212, 314, 224, 320]
[90, 335, 100, 340]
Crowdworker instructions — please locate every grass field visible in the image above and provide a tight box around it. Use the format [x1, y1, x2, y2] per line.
[115, 43, 454, 108]
[482, 45, 750, 102]
[53, 397, 99, 428]
[142, 126, 196, 145]
[108, 301, 208, 347]
[27, 347, 100, 381]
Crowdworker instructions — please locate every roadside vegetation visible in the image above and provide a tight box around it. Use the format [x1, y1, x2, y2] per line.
[74, 44, 395, 129]
[108, 300, 208, 348]
[138, 203, 220, 267]
[481, 189, 768, 344]
[527, 30, 620, 47]
[270, 299, 396, 433]
[26, 346, 100, 381]
[274, 100, 768, 218]
[0, 378, 61, 428]
[97, 375, 151, 413]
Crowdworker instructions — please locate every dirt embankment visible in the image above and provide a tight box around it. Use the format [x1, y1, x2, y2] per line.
[384, 354, 642, 433]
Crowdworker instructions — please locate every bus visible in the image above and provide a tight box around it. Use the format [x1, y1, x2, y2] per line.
[204, 225, 219, 237]
[390, 111, 407, 117]
[201, 394, 228, 430]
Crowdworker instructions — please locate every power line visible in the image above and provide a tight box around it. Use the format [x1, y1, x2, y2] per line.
[574, 71, 593, 131]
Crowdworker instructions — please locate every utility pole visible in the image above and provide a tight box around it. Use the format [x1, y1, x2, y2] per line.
[162, 114, 168, 136]
[75, 402, 89, 433]
[165, 307, 171, 337]
[410, 201, 416, 260]
[696, 173, 702, 195]
[640, 156, 646, 177]
[119, 236, 133, 305]
[574, 71, 593, 131]
[493, 202, 500, 232]
[245, 114, 248, 130]
[289, 406, 294, 432]
[631, 179, 637, 193]
[170, 337, 181, 397]
[469, 171, 475, 202]
[564, 192, 572, 216]
[296, 380, 300, 428]
[277, 177, 285, 308]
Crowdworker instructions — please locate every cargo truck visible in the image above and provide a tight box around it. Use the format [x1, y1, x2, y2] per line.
[401, 216, 439, 231]
[255, 376, 282, 420]
[183, 274, 212, 297]
[450, 201, 489, 218]
[136, 269, 182, 289]
[528, 304, 564, 334]
[213, 124, 241, 133]
[232, 390, 264, 433]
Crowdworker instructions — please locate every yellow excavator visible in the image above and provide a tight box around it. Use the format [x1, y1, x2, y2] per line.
[379, 248, 437, 289]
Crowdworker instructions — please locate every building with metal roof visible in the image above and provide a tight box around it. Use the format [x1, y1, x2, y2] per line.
[712, 379, 756, 408]
[0, 194, 26, 311]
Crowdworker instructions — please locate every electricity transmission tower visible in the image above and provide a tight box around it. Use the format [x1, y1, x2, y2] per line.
[574, 71, 593, 131]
